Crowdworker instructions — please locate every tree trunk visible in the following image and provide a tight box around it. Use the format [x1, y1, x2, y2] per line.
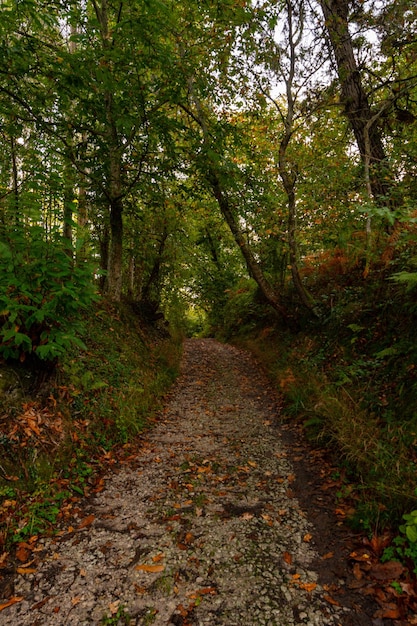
[320, 0, 393, 204]
[207, 167, 287, 317]
[99, 222, 109, 291]
[183, 76, 286, 318]
[10, 136, 20, 226]
[276, 0, 316, 312]
[94, 0, 124, 301]
[107, 195, 123, 301]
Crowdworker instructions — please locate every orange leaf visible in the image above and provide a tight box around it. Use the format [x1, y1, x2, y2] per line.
[77, 514, 95, 530]
[241, 512, 254, 520]
[198, 587, 216, 595]
[0, 597, 23, 612]
[324, 594, 341, 606]
[303, 533, 313, 542]
[374, 605, 401, 619]
[26, 417, 41, 437]
[152, 553, 165, 563]
[299, 582, 317, 593]
[135, 564, 165, 573]
[16, 546, 31, 563]
[322, 552, 334, 560]
[349, 551, 371, 562]
[17, 567, 37, 575]
[283, 551, 293, 565]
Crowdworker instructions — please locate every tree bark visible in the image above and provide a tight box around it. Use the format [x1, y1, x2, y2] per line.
[107, 195, 123, 300]
[320, 0, 393, 204]
[276, 0, 316, 313]
[183, 76, 287, 318]
[207, 167, 287, 317]
[93, 0, 125, 301]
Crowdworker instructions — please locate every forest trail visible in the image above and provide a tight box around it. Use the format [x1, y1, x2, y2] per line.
[1, 339, 373, 625]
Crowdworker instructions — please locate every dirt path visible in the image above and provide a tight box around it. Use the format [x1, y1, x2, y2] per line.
[1, 339, 374, 625]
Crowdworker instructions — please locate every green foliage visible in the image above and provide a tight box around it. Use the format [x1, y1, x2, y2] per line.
[0, 301, 181, 549]
[214, 279, 274, 340]
[382, 507, 417, 574]
[12, 487, 70, 543]
[101, 604, 131, 625]
[0, 225, 98, 362]
[390, 270, 417, 291]
[400, 509, 417, 544]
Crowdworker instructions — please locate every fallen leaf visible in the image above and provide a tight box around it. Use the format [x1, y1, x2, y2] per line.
[299, 582, 317, 592]
[108, 600, 120, 614]
[16, 545, 31, 563]
[77, 514, 95, 530]
[349, 551, 371, 562]
[71, 597, 81, 606]
[31, 597, 51, 610]
[17, 567, 37, 575]
[241, 512, 254, 520]
[322, 552, 334, 560]
[283, 551, 293, 565]
[353, 562, 363, 580]
[152, 553, 165, 563]
[369, 561, 405, 580]
[0, 597, 23, 612]
[135, 564, 165, 573]
[366, 533, 392, 556]
[187, 587, 217, 599]
[324, 594, 341, 606]
[303, 533, 313, 543]
[374, 605, 401, 619]
[0, 553, 8, 569]
[198, 587, 216, 595]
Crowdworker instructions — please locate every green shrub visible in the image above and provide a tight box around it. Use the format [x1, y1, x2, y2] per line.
[0, 225, 98, 361]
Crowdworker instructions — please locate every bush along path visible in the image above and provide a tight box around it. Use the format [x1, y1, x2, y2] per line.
[0, 339, 386, 625]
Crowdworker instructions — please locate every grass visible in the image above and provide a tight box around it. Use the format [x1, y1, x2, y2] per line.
[224, 268, 417, 535]
[0, 299, 182, 549]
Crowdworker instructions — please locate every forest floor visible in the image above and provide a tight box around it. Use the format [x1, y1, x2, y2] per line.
[0, 339, 397, 625]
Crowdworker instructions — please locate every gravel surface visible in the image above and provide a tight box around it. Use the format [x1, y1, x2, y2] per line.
[1, 339, 363, 625]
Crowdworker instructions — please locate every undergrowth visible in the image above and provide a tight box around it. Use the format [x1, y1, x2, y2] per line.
[221, 262, 417, 537]
[0, 300, 181, 549]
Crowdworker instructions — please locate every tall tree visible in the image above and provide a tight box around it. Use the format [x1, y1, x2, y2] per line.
[319, 0, 397, 207]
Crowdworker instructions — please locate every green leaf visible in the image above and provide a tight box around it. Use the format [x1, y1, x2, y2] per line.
[406, 525, 417, 544]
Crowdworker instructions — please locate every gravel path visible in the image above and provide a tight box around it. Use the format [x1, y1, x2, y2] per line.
[1, 339, 358, 625]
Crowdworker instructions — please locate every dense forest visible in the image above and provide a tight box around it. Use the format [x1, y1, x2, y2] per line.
[1, 0, 417, 595]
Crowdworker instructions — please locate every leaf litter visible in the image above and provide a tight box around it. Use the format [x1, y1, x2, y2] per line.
[0, 339, 409, 624]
